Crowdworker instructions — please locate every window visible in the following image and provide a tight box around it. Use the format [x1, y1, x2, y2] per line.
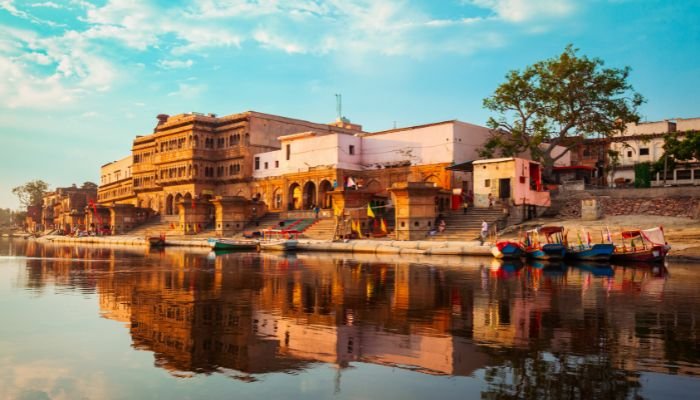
[484, 179, 490, 187]
[264, 162, 269, 169]
[255, 157, 260, 170]
[627, 150, 632, 158]
[639, 148, 649, 156]
[582, 148, 590, 157]
[349, 145, 355, 155]
[286, 144, 291, 160]
[275, 160, 279, 168]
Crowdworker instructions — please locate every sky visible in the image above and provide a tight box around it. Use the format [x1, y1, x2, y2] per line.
[0, 0, 699, 209]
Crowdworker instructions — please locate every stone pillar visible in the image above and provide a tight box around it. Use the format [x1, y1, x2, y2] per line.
[178, 199, 211, 235]
[581, 198, 602, 220]
[388, 182, 441, 241]
[210, 196, 256, 236]
[109, 204, 138, 234]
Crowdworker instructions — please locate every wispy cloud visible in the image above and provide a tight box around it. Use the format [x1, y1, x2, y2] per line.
[466, 0, 576, 23]
[30, 1, 62, 8]
[157, 59, 194, 69]
[167, 82, 207, 98]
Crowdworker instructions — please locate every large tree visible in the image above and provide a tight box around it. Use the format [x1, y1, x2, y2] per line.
[662, 130, 700, 162]
[480, 45, 645, 180]
[12, 180, 49, 209]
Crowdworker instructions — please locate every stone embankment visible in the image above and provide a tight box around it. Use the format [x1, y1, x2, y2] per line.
[554, 187, 700, 219]
[34, 235, 493, 256]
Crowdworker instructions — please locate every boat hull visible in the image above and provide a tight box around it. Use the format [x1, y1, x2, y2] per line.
[526, 243, 566, 260]
[208, 238, 259, 251]
[491, 241, 525, 259]
[611, 244, 668, 263]
[148, 237, 166, 248]
[259, 239, 298, 252]
[567, 243, 615, 262]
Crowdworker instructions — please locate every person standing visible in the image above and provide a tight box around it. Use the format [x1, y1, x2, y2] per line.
[480, 220, 489, 245]
[314, 205, 320, 219]
[488, 193, 493, 208]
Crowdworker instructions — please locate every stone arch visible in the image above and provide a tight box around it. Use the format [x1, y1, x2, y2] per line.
[165, 194, 174, 215]
[318, 179, 333, 209]
[424, 174, 442, 188]
[288, 182, 302, 210]
[174, 193, 183, 214]
[303, 181, 316, 210]
[365, 179, 383, 194]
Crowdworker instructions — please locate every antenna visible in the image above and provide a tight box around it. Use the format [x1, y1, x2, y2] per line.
[335, 94, 342, 120]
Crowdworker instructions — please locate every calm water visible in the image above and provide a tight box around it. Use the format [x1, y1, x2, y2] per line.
[2, 239, 700, 399]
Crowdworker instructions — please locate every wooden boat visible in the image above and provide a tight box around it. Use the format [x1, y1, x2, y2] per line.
[567, 243, 615, 262]
[148, 235, 166, 248]
[522, 226, 567, 260]
[611, 227, 670, 263]
[491, 240, 525, 259]
[259, 229, 300, 252]
[207, 238, 259, 251]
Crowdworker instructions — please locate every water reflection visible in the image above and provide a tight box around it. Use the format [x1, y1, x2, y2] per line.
[4, 239, 700, 399]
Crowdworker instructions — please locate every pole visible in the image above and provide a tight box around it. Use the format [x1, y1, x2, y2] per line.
[663, 154, 668, 186]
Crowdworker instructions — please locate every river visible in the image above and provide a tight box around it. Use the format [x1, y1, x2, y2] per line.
[1, 238, 699, 399]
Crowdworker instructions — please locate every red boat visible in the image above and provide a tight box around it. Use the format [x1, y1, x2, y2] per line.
[611, 227, 670, 263]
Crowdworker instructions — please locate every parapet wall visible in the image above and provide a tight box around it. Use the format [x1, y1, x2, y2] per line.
[554, 187, 700, 219]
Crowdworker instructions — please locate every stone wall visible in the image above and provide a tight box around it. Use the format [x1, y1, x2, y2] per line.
[555, 188, 700, 219]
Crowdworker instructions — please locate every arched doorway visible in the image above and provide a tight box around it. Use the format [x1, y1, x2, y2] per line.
[165, 194, 174, 215]
[183, 193, 193, 209]
[318, 180, 333, 209]
[303, 181, 316, 210]
[288, 183, 302, 210]
[201, 194, 214, 228]
[174, 193, 183, 215]
[424, 175, 442, 188]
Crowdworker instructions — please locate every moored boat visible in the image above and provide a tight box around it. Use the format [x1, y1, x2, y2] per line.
[148, 235, 166, 248]
[491, 240, 525, 259]
[523, 226, 567, 260]
[611, 227, 670, 263]
[207, 238, 259, 251]
[567, 243, 615, 262]
[259, 229, 300, 252]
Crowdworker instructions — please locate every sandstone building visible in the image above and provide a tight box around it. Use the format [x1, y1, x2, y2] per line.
[97, 110, 493, 235]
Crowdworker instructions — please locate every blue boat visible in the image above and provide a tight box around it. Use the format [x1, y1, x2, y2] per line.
[567, 243, 615, 262]
[522, 226, 567, 260]
[526, 243, 567, 260]
[491, 240, 525, 259]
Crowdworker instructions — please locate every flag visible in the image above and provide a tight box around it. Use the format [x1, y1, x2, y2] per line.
[587, 231, 592, 246]
[380, 218, 387, 233]
[346, 176, 356, 188]
[353, 220, 361, 235]
[367, 204, 375, 218]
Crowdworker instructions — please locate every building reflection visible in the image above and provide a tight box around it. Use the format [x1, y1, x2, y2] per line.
[13, 241, 700, 396]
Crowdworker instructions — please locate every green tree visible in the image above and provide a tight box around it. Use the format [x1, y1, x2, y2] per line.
[662, 130, 700, 162]
[12, 180, 49, 209]
[480, 45, 644, 181]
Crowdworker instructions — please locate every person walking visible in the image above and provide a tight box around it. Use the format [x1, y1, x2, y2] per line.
[480, 220, 489, 245]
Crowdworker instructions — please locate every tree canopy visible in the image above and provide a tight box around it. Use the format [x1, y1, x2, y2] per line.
[12, 180, 49, 209]
[662, 130, 700, 162]
[479, 45, 644, 179]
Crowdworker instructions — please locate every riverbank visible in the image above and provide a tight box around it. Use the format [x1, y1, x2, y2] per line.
[19, 213, 700, 261]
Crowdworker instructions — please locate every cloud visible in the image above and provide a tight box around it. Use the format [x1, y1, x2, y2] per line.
[0, 0, 65, 26]
[466, 0, 576, 22]
[157, 59, 194, 69]
[167, 82, 207, 98]
[253, 30, 306, 54]
[31, 1, 62, 8]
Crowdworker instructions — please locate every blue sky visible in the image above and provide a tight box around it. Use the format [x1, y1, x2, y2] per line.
[1, 0, 699, 209]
